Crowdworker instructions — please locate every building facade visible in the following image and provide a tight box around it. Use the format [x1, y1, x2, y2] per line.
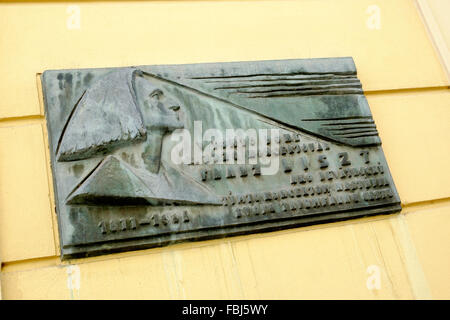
[0, 0, 449, 299]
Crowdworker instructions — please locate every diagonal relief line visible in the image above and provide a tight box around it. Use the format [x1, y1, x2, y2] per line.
[139, 70, 379, 147]
[55, 91, 85, 156]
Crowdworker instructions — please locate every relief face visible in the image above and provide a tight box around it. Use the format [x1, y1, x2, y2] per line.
[42, 58, 401, 259]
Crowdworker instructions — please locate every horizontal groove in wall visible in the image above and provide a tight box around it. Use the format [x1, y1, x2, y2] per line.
[0, 115, 44, 128]
[401, 196, 450, 213]
[364, 85, 449, 95]
[1, 256, 60, 274]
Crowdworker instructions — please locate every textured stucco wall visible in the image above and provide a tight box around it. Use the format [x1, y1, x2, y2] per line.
[0, 0, 448, 299]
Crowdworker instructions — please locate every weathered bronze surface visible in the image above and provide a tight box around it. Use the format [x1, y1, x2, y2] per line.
[42, 58, 401, 259]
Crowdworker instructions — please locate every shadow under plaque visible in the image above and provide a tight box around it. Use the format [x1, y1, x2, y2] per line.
[41, 57, 401, 259]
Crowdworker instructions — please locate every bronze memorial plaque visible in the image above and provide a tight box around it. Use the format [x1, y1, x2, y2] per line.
[41, 58, 401, 259]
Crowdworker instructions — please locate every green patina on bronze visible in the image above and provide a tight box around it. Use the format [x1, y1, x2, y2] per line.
[42, 58, 401, 259]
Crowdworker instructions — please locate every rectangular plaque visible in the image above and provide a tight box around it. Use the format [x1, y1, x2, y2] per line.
[42, 58, 401, 259]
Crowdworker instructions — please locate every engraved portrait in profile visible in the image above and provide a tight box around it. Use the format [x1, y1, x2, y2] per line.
[56, 68, 220, 206]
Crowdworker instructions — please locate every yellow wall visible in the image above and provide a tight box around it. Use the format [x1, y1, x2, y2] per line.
[0, 0, 449, 299]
